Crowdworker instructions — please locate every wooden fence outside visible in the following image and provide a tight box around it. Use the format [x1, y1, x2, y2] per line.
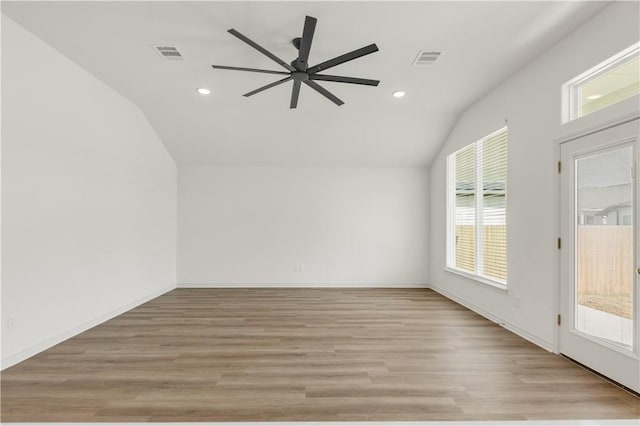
[577, 225, 632, 295]
[455, 224, 632, 298]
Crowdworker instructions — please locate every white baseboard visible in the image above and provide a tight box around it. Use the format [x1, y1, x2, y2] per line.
[430, 285, 554, 352]
[1, 285, 175, 370]
[178, 282, 429, 288]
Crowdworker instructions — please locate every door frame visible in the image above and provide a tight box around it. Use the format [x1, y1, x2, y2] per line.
[554, 111, 640, 356]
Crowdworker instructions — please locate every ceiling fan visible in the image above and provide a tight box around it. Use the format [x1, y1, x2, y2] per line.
[211, 15, 380, 109]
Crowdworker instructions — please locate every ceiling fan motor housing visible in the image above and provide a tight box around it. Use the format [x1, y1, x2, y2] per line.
[291, 71, 309, 81]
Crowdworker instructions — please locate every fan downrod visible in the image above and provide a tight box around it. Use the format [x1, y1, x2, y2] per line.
[290, 38, 303, 69]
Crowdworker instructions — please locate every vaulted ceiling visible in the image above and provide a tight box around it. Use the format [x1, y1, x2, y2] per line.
[2, 1, 609, 166]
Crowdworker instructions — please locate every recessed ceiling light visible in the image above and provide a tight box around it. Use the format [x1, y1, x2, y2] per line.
[197, 88, 211, 95]
[586, 94, 602, 100]
[392, 91, 406, 98]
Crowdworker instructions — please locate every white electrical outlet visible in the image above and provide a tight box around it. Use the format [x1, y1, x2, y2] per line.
[294, 264, 305, 273]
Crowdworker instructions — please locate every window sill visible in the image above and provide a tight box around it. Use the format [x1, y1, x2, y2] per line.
[444, 267, 508, 292]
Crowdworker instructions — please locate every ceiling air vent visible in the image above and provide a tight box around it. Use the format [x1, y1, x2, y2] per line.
[412, 50, 441, 66]
[152, 45, 184, 61]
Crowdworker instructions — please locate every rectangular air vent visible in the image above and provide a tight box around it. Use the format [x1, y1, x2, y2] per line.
[412, 50, 441, 66]
[152, 45, 184, 61]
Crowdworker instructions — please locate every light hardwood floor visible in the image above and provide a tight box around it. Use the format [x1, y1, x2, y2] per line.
[1, 288, 638, 421]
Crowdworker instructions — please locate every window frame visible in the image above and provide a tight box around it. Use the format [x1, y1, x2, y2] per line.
[446, 126, 508, 290]
[563, 42, 640, 123]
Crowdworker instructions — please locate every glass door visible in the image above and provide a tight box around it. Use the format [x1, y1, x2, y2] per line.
[560, 119, 639, 392]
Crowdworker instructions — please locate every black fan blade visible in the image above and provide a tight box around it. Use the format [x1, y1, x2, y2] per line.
[307, 44, 379, 74]
[296, 16, 317, 71]
[290, 81, 302, 109]
[212, 65, 290, 75]
[228, 29, 295, 72]
[243, 76, 293, 97]
[310, 74, 379, 86]
[303, 80, 344, 106]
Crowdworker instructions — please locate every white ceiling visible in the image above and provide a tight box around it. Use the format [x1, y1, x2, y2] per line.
[2, 1, 609, 167]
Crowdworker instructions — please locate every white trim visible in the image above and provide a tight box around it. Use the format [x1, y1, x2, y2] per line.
[444, 266, 507, 291]
[568, 328, 637, 360]
[445, 155, 456, 267]
[178, 282, 429, 288]
[557, 111, 640, 145]
[553, 128, 562, 354]
[431, 285, 554, 352]
[1, 285, 175, 370]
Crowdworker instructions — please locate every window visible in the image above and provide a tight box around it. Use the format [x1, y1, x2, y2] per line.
[447, 127, 508, 287]
[564, 42, 640, 123]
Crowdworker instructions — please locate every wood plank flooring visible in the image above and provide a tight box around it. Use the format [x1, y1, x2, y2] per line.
[1, 288, 638, 421]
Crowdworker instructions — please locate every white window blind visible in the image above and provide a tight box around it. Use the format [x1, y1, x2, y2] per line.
[447, 127, 508, 286]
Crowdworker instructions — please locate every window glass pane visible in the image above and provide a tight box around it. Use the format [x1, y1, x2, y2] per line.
[455, 144, 476, 273]
[482, 130, 507, 282]
[579, 57, 640, 118]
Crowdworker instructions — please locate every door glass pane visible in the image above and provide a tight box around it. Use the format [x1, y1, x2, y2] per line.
[575, 146, 634, 349]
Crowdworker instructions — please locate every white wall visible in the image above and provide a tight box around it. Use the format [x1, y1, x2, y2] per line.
[178, 166, 429, 286]
[1, 16, 177, 368]
[429, 1, 640, 350]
